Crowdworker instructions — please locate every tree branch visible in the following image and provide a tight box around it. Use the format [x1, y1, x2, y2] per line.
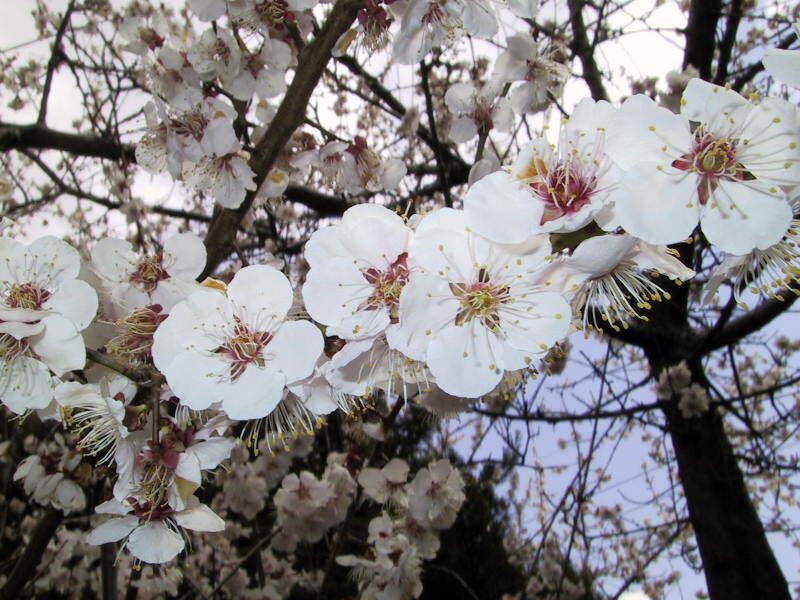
[713, 0, 743, 84]
[682, 0, 722, 80]
[201, 0, 365, 278]
[698, 291, 800, 354]
[566, 0, 609, 101]
[0, 121, 136, 162]
[38, 1, 76, 125]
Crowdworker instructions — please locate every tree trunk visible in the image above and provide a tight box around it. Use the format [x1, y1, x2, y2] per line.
[663, 400, 790, 600]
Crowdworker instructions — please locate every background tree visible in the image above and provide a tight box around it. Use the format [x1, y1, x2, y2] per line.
[0, 0, 799, 599]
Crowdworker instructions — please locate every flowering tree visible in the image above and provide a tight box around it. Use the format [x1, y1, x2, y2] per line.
[0, 0, 799, 598]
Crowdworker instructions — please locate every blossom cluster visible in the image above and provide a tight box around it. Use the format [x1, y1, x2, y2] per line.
[4, 1, 800, 588]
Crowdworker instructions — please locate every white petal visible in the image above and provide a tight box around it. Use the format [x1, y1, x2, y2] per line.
[302, 257, 371, 328]
[266, 320, 324, 384]
[163, 233, 206, 281]
[175, 452, 202, 484]
[608, 95, 691, 169]
[681, 78, 747, 122]
[186, 437, 236, 470]
[426, 322, 503, 398]
[444, 83, 476, 114]
[449, 117, 478, 143]
[173, 504, 225, 532]
[763, 48, 800, 89]
[29, 315, 85, 375]
[227, 265, 292, 329]
[87, 516, 139, 545]
[338, 204, 411, 269]
[220, 366, 285, 420]
[152, 289, 231, 373]
[44, 279, 97, 331]
[165, 351, 229, 411]
[127, 522, 184, 564]
[0, 356, 53, 413]
[91, 238, 136, 283]
[464, 170, 540, 245]
[701, 181, 792, 254]
[614, 164, 700, 246]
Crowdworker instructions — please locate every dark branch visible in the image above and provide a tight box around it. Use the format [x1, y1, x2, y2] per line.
[0, 121, 136, 162]
[682, 0, 722, 80]
[566, 0, 609, 101]
[714, 0, 743, 84]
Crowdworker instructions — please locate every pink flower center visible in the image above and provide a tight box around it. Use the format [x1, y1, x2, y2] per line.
[255, 0, 295, 28]
[450, 268, 509, 331]
[469, 99, 495, 131]
[214, 319, 273, 381]
[138, 26, 164, 50]
[6, 283, 51, 310]
[672, 134, 749, 205]
[130, 255, 169, 293]
[358, 1, 392, 50]
[171, 112, 209, 142]
[529, 161, 596, 225]
[422, 2, 446, 26]
[361, 253, 410, 323]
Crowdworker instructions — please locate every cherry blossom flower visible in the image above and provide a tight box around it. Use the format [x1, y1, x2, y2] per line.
[606, 79, 800, 254]
[407, 459, 465, 529]
[464, 98, 622, 241]
[187, 27, 241, 82]
[337, 516, 424, 599]
[55, 374, 136, 465]
[303, 204, 413, 341]
[491, 33, 568, 114]
[87, 497, 225, 564]
[358, 457, 409, 505]
[14, 442, 86, 514]
[392, 0, 497, 64]
[223, 37, 292, 100]
[544, 233, 695, 332]
[391, 208, 571, 397]
[152, 265, 323, 420]
[0, 236, 97, 413]
[91, 232, 206, 314]
[444, 82, 513, 143]
[118, 12, 168, 55]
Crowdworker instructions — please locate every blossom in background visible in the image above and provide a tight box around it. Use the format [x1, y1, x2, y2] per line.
[444, 82, 514, 143]
[407, 459, 465, 529]
[392, 0, 498, 64]
[491, 32, 568, 114]
[91, 232, 206, 313]
[391, 208, 571, 397]
[606, 79, 800, 254]
[152, 265, 323, 420]
[358, 457, 409, 506]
